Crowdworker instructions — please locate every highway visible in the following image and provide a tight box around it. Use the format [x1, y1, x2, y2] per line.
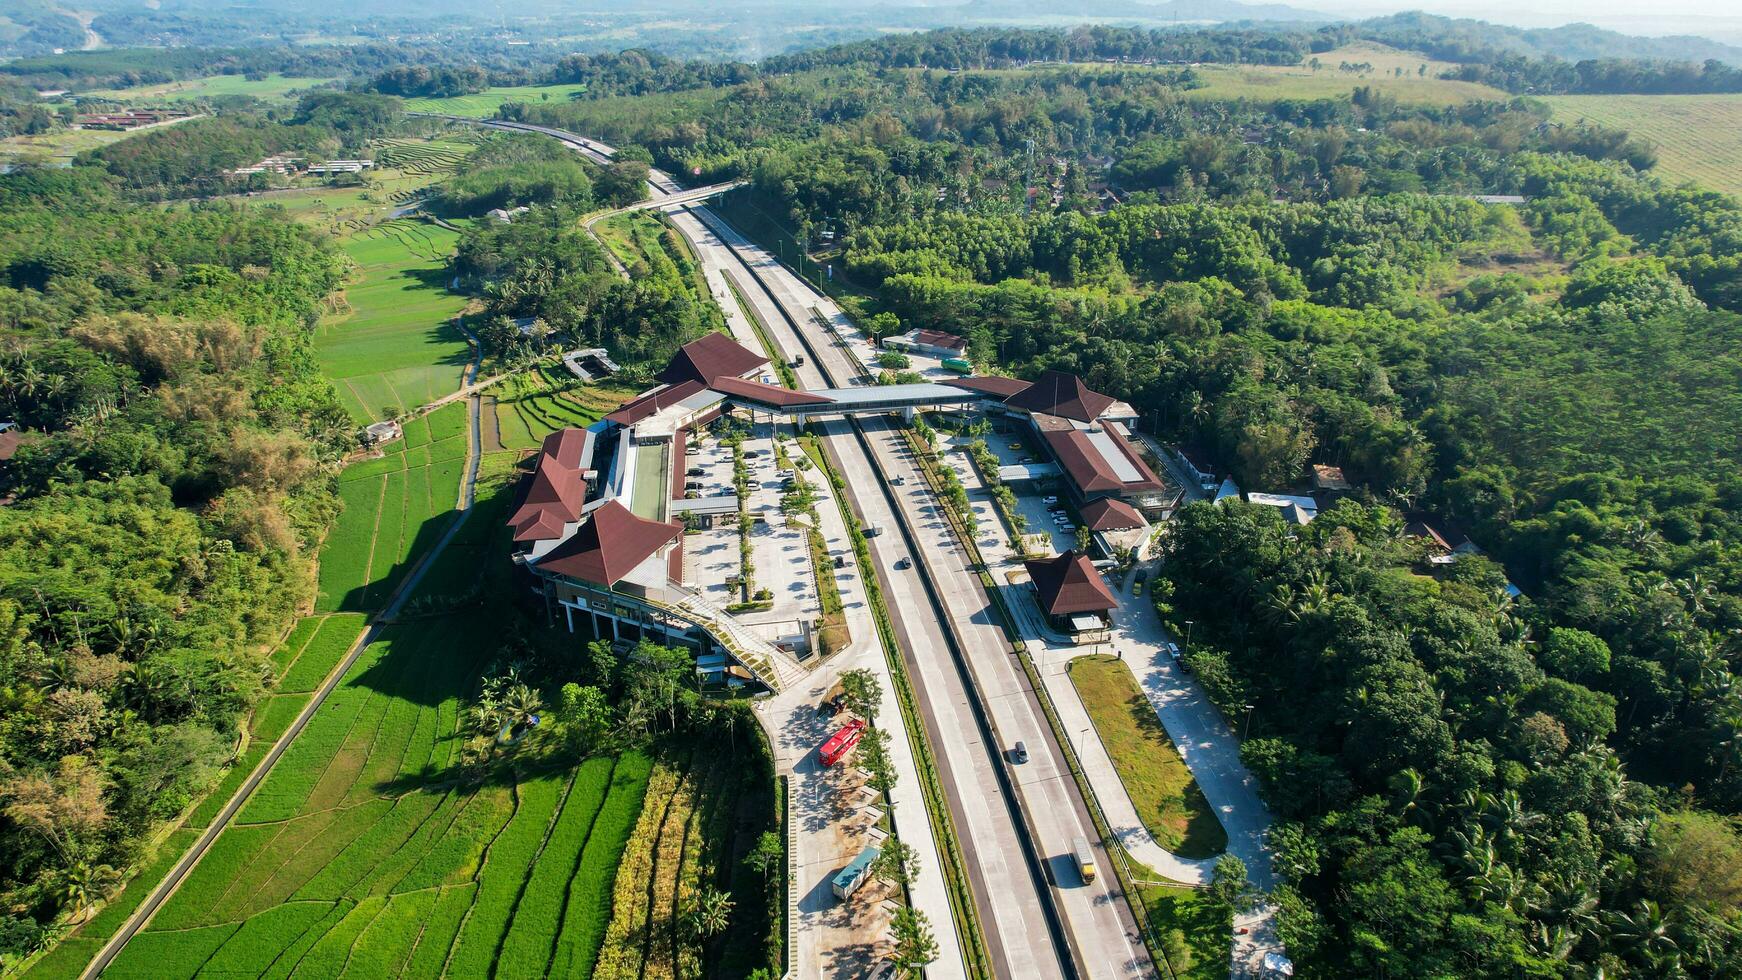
[695, 212, 1154, 978]
[453, 114, 1157, 978]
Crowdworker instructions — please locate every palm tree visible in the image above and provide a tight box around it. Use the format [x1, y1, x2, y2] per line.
[687, 887, 733, 939]
[503, 682, 543, 727]
[56, 861, 120, 922]
[1606, 899, 1683, 974]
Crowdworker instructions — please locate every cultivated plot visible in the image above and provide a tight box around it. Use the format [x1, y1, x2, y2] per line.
[316, 220, 471, 424]
[316, 404, 470, 613]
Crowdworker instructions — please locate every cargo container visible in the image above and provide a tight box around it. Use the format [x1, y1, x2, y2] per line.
[833, 844, 882, 899]
[941, 357, 973, 373]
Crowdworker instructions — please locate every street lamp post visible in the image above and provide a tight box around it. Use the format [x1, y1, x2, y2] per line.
[1242, 703, 1256, 740]
[1183, 619, 1194, 653]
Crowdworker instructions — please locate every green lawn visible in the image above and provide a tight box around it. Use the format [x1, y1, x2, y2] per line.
[403, 83, 591, 119]
[1133, 871, 1231, 980]
[631, 440, 670, 522]
[316, 220, 471, 424]
[1069, 654, 1226, 859]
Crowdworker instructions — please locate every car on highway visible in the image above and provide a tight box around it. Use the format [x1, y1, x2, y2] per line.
[1011, 740, 1029, 764]
[890, 475, 906, 486]
[894, 556, 912, 570]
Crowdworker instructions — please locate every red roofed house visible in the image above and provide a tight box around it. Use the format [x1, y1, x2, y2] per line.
[884, 327, 968, 359]
[527, 498, 698, 646]
[1024, 550, 1119, 641]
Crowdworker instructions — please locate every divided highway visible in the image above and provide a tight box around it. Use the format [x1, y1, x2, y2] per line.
[441, 114, 1159, 978]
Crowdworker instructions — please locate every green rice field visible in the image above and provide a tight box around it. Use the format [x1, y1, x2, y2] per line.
[403, 83, 591, 119]
[490, 365, 636, 452]
[316, 403, 470, 613]
[100, 482, 777, 979]
[80, 73, 342, 103]
[317, 220, 472, 424]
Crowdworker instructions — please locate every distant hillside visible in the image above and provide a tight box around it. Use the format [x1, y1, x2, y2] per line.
[1350, 12, 1742, 68]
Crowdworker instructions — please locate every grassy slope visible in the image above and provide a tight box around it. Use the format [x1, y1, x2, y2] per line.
[1069, 654, 1226, 859]
[403, 83, 591, 119]
[1544, 93, 1742, 198]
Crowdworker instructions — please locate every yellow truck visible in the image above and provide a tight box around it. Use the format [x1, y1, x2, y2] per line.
[1073, 836, 1098, 884]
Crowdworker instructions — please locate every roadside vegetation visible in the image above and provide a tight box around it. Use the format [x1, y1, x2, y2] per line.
[1069, 655, 1226, 859]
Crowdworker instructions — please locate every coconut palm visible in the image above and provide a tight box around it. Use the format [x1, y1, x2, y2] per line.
[56, 861, 119, 922]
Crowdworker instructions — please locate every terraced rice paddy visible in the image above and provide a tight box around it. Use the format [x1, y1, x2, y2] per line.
[316, 403, 470, 613]
[372, 136, 488, 179]
[103, 536, 776, 980]
[317, 220, 472, 424]
[402, 83, 591, 119]
[1543, 94, 1742, 199]
[492, 365, 637, 451]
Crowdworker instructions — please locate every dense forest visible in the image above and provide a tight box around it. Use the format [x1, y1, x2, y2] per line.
[0, 167, 349, 959]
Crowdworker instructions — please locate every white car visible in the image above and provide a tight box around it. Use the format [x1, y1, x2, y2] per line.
[1042, 496, 1059, 504]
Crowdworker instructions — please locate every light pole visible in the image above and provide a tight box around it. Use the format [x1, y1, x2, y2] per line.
[1242, 703, 1256, 740]
[1183, 619, 1194, 653]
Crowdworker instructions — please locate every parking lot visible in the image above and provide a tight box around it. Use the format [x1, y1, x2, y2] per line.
[680, 420, 822, 655]
[950, 428, 1082, 556]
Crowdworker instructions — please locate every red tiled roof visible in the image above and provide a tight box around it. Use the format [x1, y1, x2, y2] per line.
[1025, 551, 1119, 616]
[535, 500, 682, 587]
[506, 430, 592, 542]
[1079, 497, 1147, 531]
[604, 379, 710, 426]
[0, 429, 21, 463]
[942, 375, 1032, 400]
[913, 329, 967, 352]
[657, 332, 770, 386]
[1043, 427, 1165, 496]
[710, 375, 835, 407]
[1005, 370, 1116, 423]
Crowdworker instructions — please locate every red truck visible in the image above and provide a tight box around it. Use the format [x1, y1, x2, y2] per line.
[818, 718, 867, 767]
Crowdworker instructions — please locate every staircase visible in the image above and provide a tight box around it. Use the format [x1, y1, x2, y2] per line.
[642, 584, 808, 692]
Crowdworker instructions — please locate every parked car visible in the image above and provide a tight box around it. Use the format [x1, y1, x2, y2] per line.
[685, 445, 701, 455]
[834, 554, 847, 569]
[1011, 741, 1029, 764]
[686, 467, 704, 477]
[1042, 496, 1059, 504]
[1166, 641, 1182, 657]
